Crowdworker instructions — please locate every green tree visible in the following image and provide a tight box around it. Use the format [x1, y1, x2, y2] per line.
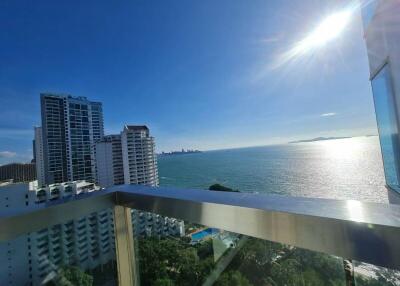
[154, 278, 175, 286]
[138, 237, 216, 286]
[138, 238, 174, 285]
[224, 237, 346, 286]
[49, 266, 93, 286]
[215, 271, 253, 286]
[198, 257, 216, 280]
[196, 239, 214, 259]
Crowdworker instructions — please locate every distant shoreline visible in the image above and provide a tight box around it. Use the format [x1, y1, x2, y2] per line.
[289, 136, 352, 144]
[158, 150, 202, 157]
[156, 135, 379, 157]
[289, 135, 378, 144]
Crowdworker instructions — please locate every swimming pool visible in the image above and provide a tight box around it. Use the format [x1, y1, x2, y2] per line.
[191, 228, 219, 241]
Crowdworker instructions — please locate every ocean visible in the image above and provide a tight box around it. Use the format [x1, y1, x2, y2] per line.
[158, 136, 389, 203]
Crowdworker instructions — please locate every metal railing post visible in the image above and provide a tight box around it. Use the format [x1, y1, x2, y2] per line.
[343, 259, 355, 286]
[113, 205, 138, 286]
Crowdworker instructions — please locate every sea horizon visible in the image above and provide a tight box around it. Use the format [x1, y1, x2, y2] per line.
[159, 136, 388, 204]
[159, 134, 379, 154]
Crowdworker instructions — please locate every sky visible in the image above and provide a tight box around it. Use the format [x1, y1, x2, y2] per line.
[0, 0, 378, 164]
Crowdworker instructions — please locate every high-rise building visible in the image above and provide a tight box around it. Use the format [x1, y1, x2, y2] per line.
[0, 180, 115, 286]
[0, 163, 36, 183]
[32, 139, 36, 163]
[34, 127, 45, 186]
[95, 125, 183, 238]
[96, 125, 159, 187]
[40, 93, 104, 185]
[121, 125, 159, 186]
[95, 135, 124, 187]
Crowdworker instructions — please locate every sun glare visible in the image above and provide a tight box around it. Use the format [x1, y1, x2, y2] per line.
[295, 10, 352, 54]
[271, 4, 358, 69]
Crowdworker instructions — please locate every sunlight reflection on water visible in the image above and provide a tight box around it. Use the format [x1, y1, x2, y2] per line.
[159, 136, 388, 203]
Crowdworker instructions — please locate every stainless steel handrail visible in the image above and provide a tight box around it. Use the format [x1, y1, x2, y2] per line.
[115, 185, 400, 270]
[1, 184, 400, 272]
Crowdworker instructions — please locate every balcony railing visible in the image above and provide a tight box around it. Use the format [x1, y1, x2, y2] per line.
[1, 184, 400, 285]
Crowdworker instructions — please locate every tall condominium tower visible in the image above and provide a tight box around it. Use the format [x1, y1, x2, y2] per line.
[34, 127, 45, 186]
[121, 125, 159, 186]
[40, 93, 104, 184]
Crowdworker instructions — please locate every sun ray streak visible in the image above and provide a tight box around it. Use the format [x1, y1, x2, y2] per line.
[270, 1, 363, 70]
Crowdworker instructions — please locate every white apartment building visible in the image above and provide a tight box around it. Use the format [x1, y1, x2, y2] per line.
[96, 125, 184, 238]
[96, 125, 159, 188]
[132, 210, 185, 238]
[121, 125, 159, 186]
[34, 127, 45, 187]
[0, 181, 115, 286]
[95, 135, 124, 188]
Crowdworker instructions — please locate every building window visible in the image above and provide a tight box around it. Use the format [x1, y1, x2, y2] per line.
[372, 63, 400, 192]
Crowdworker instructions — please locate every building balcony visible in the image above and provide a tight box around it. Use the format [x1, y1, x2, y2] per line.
[99, 218, 108, 224]
[64, 186, 73, 193]
[37, 238, 49, 249]
[51, 236, 61, 244]
[89, 222, 97, 228]
[64, 229, 74, 236]
[1, 185, 400, 285]
[37, 248, 49, 257]
[65, 241, 74, 249]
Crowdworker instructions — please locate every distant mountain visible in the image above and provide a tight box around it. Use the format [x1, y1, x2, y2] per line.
[289, 136, 352, 143]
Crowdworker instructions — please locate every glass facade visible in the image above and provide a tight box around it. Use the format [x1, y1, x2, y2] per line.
[68, 102, 93, 181]
[371, 64, 400, 192]
[361, 0, 379, 30]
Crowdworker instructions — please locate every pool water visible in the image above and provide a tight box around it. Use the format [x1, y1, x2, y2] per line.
[191, 228, 219, 241]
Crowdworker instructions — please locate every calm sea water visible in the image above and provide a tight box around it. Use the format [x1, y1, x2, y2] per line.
[158, 136, 389, 203]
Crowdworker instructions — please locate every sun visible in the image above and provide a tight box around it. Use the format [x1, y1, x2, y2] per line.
[272, 5, 357, 69]
[295, 10, 353, 54]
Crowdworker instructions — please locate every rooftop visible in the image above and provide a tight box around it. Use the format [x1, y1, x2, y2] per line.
[124, 125, 149, 131]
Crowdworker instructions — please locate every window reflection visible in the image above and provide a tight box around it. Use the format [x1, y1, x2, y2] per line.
[371, 64, 400, 192]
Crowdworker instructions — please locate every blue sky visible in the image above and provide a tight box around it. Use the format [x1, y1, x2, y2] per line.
[0, 0, 377, 164]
